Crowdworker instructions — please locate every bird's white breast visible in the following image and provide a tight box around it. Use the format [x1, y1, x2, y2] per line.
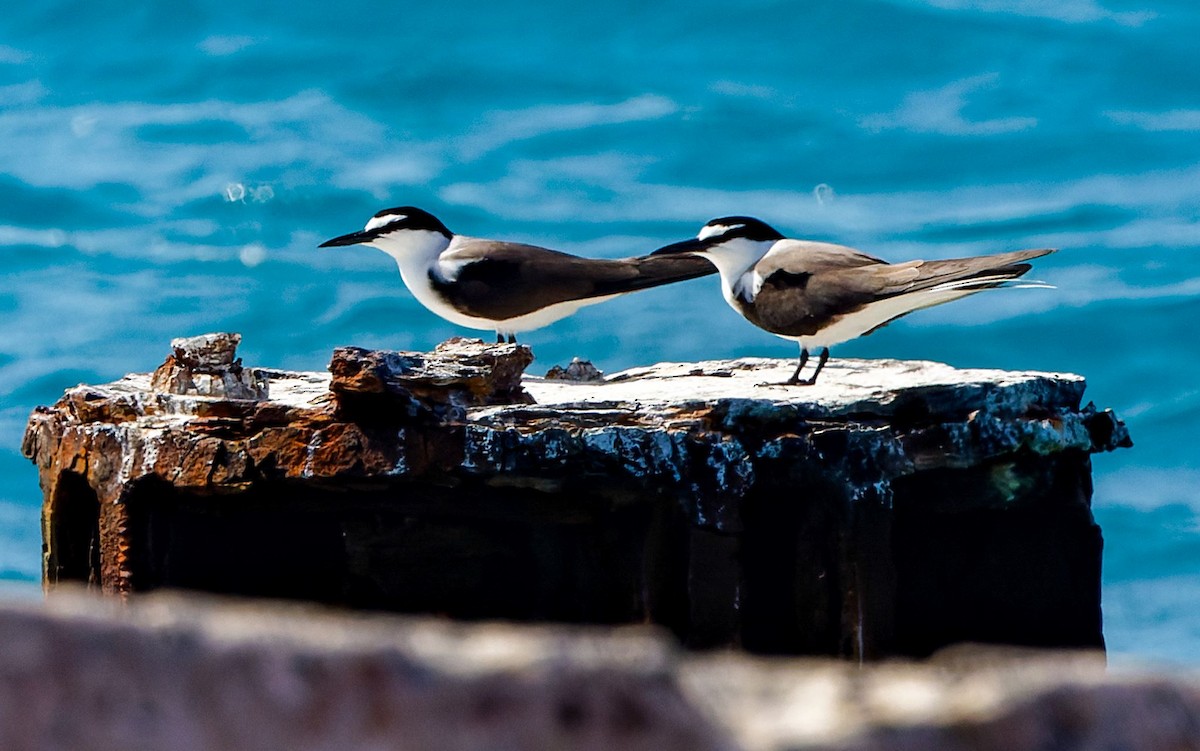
[367, 229, 463, 324]
[702, 237, 774, 308]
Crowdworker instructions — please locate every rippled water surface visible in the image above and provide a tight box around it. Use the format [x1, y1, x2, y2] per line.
[2, 0, 1197, 662]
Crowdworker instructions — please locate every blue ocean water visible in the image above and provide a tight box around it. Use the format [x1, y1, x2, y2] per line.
[1, 0, 1197, 662]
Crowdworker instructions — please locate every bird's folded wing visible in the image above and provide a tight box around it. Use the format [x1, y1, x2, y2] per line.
[758, 240, 890, 275]
[438, 241, 713, 320]
[751, 247, 1055, 334]
[879, 247, 1056, 294]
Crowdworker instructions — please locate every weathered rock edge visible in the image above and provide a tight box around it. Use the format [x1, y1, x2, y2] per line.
[0, 589, 1194, 751]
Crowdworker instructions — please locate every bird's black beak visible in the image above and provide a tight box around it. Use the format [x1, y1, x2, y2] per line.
[319, 230, 372, 248]
[650, 237, 711, 256]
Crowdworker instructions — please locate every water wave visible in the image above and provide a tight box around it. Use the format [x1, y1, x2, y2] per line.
[891, 0, 1156, 26]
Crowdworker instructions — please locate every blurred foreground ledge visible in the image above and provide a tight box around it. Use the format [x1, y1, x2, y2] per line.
[1, 589, 1195, 751]
[22, 333, 1130, 659]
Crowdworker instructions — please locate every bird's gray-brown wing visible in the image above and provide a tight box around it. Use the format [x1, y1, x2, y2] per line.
[433, 240, 715, 321]
[742, 241, 901, 334]
[757, 240, 891, 273]
[747, 244, 1054, 337]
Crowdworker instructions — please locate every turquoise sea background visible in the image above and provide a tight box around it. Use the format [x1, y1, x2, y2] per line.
[2, 1, 1197, 663]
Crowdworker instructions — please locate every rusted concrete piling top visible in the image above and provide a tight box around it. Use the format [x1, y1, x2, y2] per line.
[23, 333, 1128, 515]
[22, 334, 1130, 658]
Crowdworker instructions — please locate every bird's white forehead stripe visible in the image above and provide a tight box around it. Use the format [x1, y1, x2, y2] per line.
[365, 213, 406, 231]
[698, 223, 743, 241]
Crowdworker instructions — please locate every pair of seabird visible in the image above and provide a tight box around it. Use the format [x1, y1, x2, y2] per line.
[321, 207, 1054, 385]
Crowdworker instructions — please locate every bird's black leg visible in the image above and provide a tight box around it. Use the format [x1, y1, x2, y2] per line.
[785, 347, 810, 385]
[798, 348, 830, 385]
[507, 334, 517, 344]
[495, 332, 505, 344]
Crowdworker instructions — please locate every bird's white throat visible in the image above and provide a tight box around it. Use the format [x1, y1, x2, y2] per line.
[701, 237, 774, 304]
[369, 229, 451, 275]
[366, 229, 454, 315]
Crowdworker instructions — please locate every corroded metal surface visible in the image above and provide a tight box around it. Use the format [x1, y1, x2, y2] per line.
[21, 334, 1130, 656]
[150, 332, 269, 400]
